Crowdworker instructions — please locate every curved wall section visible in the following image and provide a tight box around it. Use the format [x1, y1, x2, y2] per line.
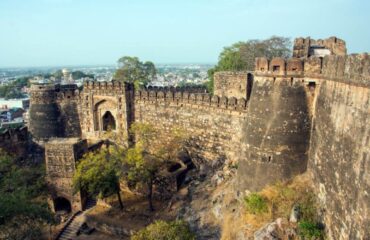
[29, 84, 64, 140]
[237, 77, 311, 191]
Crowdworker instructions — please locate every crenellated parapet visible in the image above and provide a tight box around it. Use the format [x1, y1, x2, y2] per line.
[214, 71, 253, 99]
[57, 84, 82, 101]
[135, 90, 248, 111]
[254, 54, 370, 87]
[255, 57, 305, 77]
[293, 36, 347, 58]
[82, 80, 133, 96]
[30, 84, 60, 104]
[321, 53, 370, 87]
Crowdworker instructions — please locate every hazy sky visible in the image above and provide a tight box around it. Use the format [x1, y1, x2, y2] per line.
[0, 0, 369, 67]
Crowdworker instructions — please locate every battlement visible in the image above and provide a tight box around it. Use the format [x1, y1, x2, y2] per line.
[254, 54, 370, 87]
[83, 80, 133, 93]
[30, 83, 60, 92]
[135, 90, 247, 111]
[321, 53, 370, 87]
[293, 36, 347, 58]
[30, 84, 60, 104]
[255, 57, 306, 77]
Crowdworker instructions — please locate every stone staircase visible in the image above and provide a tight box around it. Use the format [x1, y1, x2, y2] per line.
[56, 198, 97, 240]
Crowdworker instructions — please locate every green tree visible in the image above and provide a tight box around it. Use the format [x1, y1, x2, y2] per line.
[73, 146, 124, 209]
[131, 220, 195, 240]
[0, 151, 54, 240]
[207, 36, 291, 93]
[114, 56, 157, 88]
[125, 123, 187, 211]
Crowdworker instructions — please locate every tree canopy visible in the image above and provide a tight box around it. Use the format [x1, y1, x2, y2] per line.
[207, 36, 292, 92]
[73, 146, 124, 209]
[0, 151, 54, 239]
[124, 123, 187, 211]
[114, 56, 157, 88]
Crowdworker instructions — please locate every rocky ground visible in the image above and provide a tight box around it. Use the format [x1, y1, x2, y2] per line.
[73, 162, 312, 240]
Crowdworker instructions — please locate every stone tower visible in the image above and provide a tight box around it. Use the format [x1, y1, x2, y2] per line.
[236, 57, 312, 191]
[45, 138, 88, 212]
[29, 84, 64, 140]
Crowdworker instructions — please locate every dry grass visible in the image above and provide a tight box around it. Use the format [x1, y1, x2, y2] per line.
[222, 173, 316, 238]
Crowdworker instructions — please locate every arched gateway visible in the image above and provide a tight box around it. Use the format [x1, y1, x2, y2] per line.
[102, 111, 116, 131]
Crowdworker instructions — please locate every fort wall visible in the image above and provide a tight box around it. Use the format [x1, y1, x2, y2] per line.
[79, 81, 131, 141]
[309, 80, 369, 239]
[45, 138, 88, 212]
[29, 84, 64, 140]
[214, 71, 253, 99]
[56, 85, 82, 137]
[307, 54, 370, 239]
[133, 90, 248, 168]
[236, 75, 312, 191]
[27, 37, 369, 239]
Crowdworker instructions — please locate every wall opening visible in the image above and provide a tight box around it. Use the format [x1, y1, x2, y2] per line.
[308, 82, 316, 91]
[54, 197, 72, 213]
[273, 65, 280, 72]
[102, 111, 116, 131]
[247, 73, 254, 102]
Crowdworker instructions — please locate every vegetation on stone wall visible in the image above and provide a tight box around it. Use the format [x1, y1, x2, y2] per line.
[206, 36, 291, 93]
[242, 174, 324, 238]
[73, 146, 125, 209]
[73, 123, 188, 212]
[0, 150, 54, 239]
[125, 123, 187, 211]
[114, 56, 157, 88]
[131, 220, 195, 240]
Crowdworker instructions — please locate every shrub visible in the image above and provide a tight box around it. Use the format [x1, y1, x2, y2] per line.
[131, 220, 195, 240]
[244, 193, 268, 214]
[298, 220, 323, 239]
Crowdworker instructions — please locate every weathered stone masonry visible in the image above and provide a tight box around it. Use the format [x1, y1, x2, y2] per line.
[134, 90, 248, 167]
[28, 37, 369, 239]
[45, 138, 87, 212]
[308, 54, 370, 239]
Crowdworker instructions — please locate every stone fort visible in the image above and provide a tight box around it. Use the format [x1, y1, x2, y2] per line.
[27, 37, 369, 239]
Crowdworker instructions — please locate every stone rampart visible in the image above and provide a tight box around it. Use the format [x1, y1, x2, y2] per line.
[236, 73, 312, 191]
[254, 54, 370, 88]
[134, 90, 247, 169]
[307, 59, 370, 239]
[214, 71, 253, 99]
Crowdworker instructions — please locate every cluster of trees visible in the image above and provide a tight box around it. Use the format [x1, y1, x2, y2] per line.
[114, 56, 157, 89]
[0, 77, 29, 99]
[73, 122, 187, 211]
[207, 36, 292, 92]
[0, 151, 54, 239]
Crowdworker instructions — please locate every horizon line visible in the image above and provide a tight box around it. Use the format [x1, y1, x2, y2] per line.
[0, 62, 217, 70]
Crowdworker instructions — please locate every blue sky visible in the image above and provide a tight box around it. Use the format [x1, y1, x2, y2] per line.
[0, 0, 369, 67]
